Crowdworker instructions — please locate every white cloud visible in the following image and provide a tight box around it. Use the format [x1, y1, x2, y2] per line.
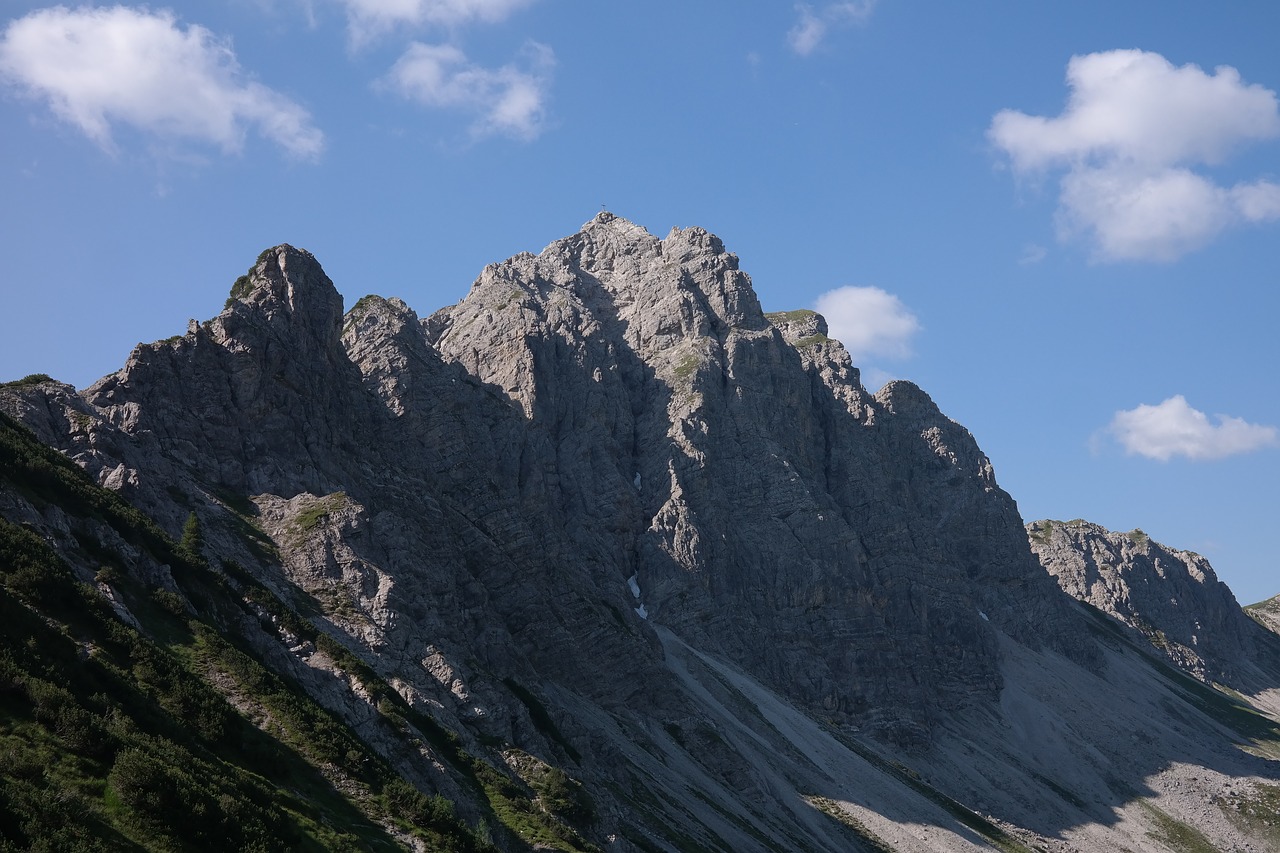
[0, 6, 323, 161]
[383, 40, 553, 140]
[340, 0, 536, 44]
[813, 285, 919, 362]
[989, 50, 1280, 262]
[787, 1, 877, 56]
[1108, 395, 1278, 461]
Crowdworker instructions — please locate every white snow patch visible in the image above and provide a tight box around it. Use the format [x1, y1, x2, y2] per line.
[978, 610, 989, 622]
[627, 574, 641, 599]
[634, 472, 642, 490]
[634, 603, 648, 619]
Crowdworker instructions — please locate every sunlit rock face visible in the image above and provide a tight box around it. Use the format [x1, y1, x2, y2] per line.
[427, 212, 1094, 742]
[1029, 518, 1280, 691]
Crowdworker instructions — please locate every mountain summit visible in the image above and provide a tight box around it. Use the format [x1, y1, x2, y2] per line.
[3, 217, 1279, 852]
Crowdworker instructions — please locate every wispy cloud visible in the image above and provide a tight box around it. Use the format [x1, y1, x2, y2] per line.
[0, 6, 323, 161]
[1018, 244, 1047, 265]
[813, 285, 919, 362]
[339, 0, 537, 45]
[1107, 395, 1278, 461]
[382, 41, 554, 141]
[989, 50, 1280, 262]
[787, 1, 877, 56]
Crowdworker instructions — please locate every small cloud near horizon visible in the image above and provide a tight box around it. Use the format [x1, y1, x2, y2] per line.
[1106, 395, 1278, 461]
[989, 49, 1280, 262]
[0, 6, 324, 161]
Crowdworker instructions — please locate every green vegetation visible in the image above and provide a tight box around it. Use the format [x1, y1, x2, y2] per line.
[343, 295, 384, 335]
[223, 249, 276, 310]
[291, 492, 349, 539]
[764, 310, 817, 323]
[179, 511, 204, 561]
[794, 333, 831, 347]
[1220, 783, 1280, 848]
[1028, 520, 1055, 544]
[803, 796, 894, 853]
[225, 275, 254, 310]
[0, 517, 391, 851]
[1138, 800, 1218, 853]
[225, 557, 601, 852]
[0, 412, 499, 851]
[1, 374, 54, 388]
[1146, 647, 1280, 754]
[673, 354, 700, 381]
[0, 411, 190, 572]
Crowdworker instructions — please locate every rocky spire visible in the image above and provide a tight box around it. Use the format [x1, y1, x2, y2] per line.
[82, 244, 367, 498]
[216, 244, 346, 363]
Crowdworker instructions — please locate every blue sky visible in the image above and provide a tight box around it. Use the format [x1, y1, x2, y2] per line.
[2, 1, 1278, 604]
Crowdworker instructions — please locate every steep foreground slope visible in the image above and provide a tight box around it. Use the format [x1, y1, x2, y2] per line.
[3, 214, 1280, 852]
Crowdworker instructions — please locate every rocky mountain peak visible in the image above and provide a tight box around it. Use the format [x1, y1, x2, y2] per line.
[1028, 518, 1278, 688]
[216, 244, 345, 359]
[72, 243, 365, 500]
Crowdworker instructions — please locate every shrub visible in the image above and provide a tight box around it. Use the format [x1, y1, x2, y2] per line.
[1, 373, 54, 388]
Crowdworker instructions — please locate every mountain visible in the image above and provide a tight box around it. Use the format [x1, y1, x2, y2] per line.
[1028, 518, 1280, 700]
[1250, 595, 1280, 638]
[3, 213, 1280, 852]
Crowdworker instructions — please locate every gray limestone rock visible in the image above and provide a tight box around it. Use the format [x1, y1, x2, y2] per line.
[426, 213, 1094, 744]
[1028, 518, 1280, 690]
[1248, 594, 1280, 637]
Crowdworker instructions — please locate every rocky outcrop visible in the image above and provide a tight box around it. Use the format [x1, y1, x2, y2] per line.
[1248, 594, 1280, 637]
[1028, 518, 1280, 690]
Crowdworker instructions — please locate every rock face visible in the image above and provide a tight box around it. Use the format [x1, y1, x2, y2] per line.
[426, 212, 1090, 740]
[1249, 594, 1280, 637]
[1028, 518, 1280, 690]
[4, 214, 1280, 853]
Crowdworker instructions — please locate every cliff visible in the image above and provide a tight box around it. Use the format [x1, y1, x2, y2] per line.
[1028, 518, 1280, 694]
